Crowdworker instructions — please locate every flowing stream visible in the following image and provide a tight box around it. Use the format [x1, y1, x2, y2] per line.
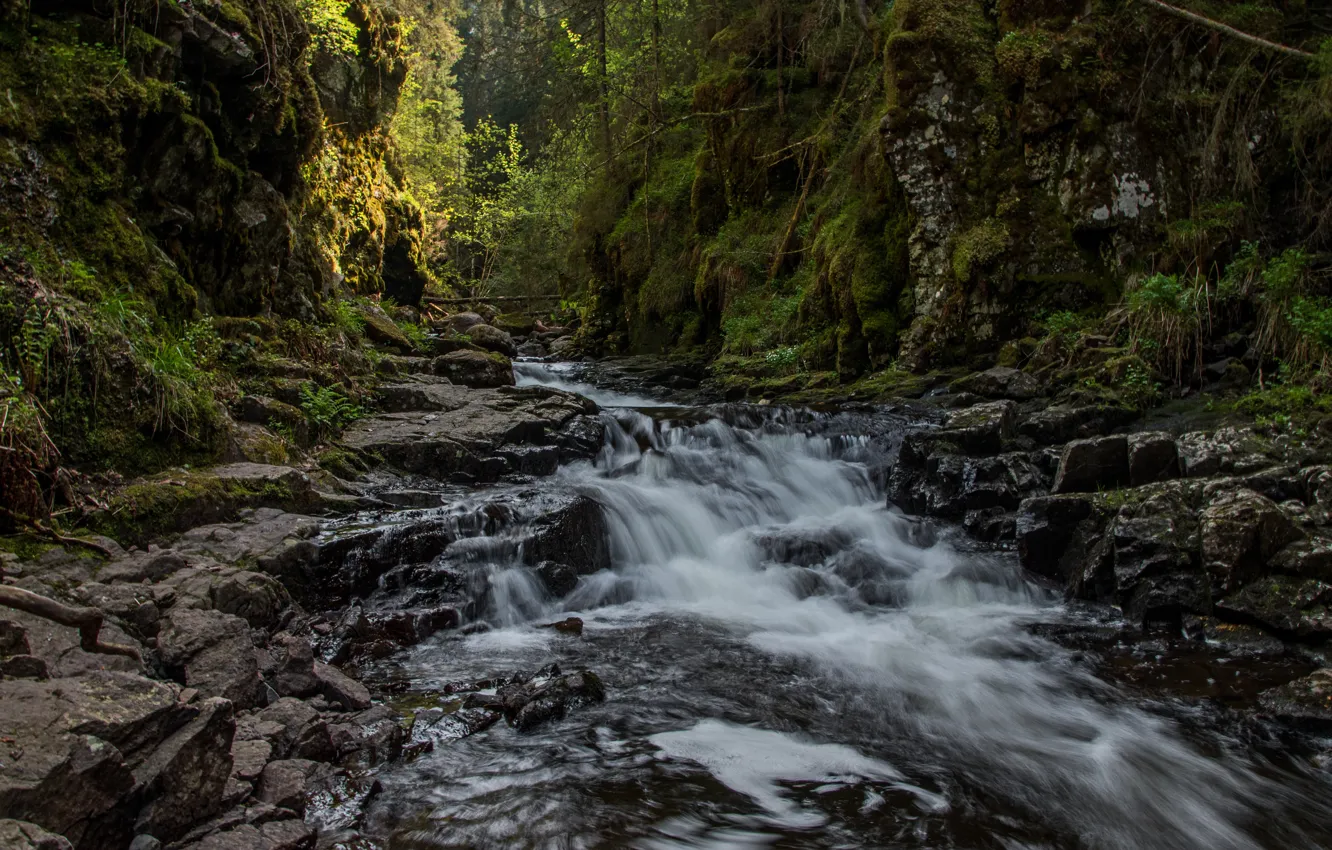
[361, 365, 1332, 850]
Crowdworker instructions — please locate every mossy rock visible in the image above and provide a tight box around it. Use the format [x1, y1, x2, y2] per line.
[85, 463, 321, 547]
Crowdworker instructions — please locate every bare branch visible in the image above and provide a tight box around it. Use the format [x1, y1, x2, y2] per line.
[0, 585, 142, 662]
[1134, 0, 1315, 59]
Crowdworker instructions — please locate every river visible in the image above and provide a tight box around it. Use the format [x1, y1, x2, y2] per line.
[357, 362, 1332, 850]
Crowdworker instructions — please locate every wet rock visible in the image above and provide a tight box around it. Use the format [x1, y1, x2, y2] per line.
[1127, 432, 1180, 487]
[0, 820, 73, 850]
[1258, 669, 1332, 730]
[1051, 436, 1129, 494]
[534, 561, 578, 597]
[133, 697, 236, 841]
[341, 386, 599, 482]
[313, 662, 371, 711]
[256, 759, 329, 814]
[72, 583, 165, 638]
[171, 511, 321, 577]
[1200, 489, 1305, 593]
[499, 669, 606, 732]
[327, 705, 404, 768]
[0, 672, 183, 846]
[255, 699, 335, 762]
[1217, 577, 1332, 638]
[1016, 494, 1110, 583]
[889, 450, 1048, 519]
[466, 324, 517, 357]
[517, 341, 547, 358]
[409, 706, 501, 751]
[941, 400, 1017, 455]
[432, 349, 515, 388]
[1017, 405, 1136, 446]
[950, 366, 1041, 401]
[176, 818, 315, 850]
[521, 495, 610, 575]
[158, 609, 260, 709]
[1110, 489, 1205, 625]
[962, 507, 1015, 542]
[1270, 537, 1332, 581]
[541, 617, 584, 635]
[1177, 429, 1249, 478]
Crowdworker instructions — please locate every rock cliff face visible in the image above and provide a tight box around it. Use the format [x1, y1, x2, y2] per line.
[574, 0, 1326, 376]
[0, 0, 429, 320]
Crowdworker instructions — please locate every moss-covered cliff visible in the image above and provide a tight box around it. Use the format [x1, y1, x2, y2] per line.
[546, 0, 1331, 382]
[0, 0, 442, 523]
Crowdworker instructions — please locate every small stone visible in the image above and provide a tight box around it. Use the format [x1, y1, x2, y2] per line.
[313, 662, 372, 711]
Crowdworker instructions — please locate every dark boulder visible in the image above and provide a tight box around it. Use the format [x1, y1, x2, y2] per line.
[132, 697, 236, 842]
[497, 668, 606, 732]
[1200, 489, 1305, 594]
[157, 609, 260, 709]
[466, 324, 518, 357]
[1217, 577, 1332, 638]
[432, 350, 514, 388]
[522, 495, 611, 575]
[1015, 494, 1110, 585]
[1127, 432, 1180, 487]
[950, 366, 1041, 401]
[1051, 436, 1129, 494]
[1258, 669, 1332, 730]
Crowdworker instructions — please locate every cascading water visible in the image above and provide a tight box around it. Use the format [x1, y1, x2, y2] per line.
[363, 382, 1332, 850]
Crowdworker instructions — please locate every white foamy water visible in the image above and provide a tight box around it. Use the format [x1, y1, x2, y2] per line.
[369, 382, 1330, 850]
[514, 360, 680, 408]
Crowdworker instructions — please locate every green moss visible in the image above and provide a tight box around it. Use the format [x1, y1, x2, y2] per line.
[84, 471, 311, 547]
[952, 218, 1010, 282]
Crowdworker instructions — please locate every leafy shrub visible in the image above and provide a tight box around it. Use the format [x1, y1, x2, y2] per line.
[328, 299, 367, 340]
[1121, 273, 1204, 380]
[764, 346, 799, 372]
[398, 321, 431, 352]
[144, 338, 216, 433]
[297, 0, 360, 57]
[300, 383, 362, 439]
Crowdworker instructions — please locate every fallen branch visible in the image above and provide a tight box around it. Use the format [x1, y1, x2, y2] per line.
[1133, 0, 1315, 59]
[0, 585, 142, 661]
[0, 506, 114, 558]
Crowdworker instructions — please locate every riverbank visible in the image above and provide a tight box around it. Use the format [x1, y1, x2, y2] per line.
[3, 321, 1332, 849]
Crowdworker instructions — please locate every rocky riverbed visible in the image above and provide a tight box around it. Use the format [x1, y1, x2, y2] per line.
[3, 328, 1332, 849]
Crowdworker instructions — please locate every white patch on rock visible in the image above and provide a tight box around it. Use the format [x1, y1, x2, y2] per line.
[1111, 173, 1155, 219]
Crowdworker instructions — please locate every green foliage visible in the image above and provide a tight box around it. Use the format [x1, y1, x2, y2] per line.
[143, 334, 218, 435]
[1122, 272, 1204, 380]
[328, 299, 367, 339]
[296, 0, 360, 57]
[952, 219, 1009, 282]
[299, 383, 362, 438]
[1121, 362, 1162, 410]
[995, 29, 1055, 83]
[397, 321, 431, 351]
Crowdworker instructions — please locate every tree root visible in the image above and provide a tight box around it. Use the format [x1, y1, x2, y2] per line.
[0, 585, 142, 662]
